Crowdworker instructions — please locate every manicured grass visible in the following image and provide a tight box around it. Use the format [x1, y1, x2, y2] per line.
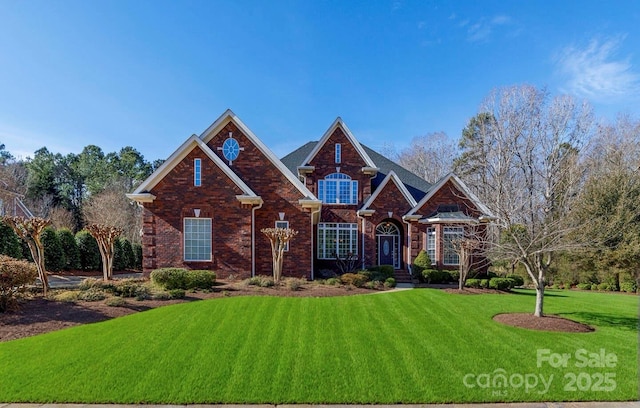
[0, 289, 636, 403]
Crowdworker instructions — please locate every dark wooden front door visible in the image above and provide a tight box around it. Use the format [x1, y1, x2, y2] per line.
[378, 235, 395, 267]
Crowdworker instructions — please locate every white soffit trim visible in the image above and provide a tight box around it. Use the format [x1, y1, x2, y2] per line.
[200, 109, 318, 201]
[130, 134, 257, 198]
[301, 117, 377, 169]
[361, 171, 417, 211]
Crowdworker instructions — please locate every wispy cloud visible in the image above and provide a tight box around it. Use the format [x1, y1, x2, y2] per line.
[555, 36, 640, 102]
[465, 14, 513, 43]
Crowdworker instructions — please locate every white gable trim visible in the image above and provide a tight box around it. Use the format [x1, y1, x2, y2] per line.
[200, 109, 318, 200]
[360, 171, 417, 211]
[301, 117, 377, 169]
[129, 134, 258, 200]
[406, 173, 493, 217]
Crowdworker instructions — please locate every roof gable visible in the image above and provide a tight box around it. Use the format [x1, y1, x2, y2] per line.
[129, 134, 258, 199]
[200, 109, 318, 200]
[406, 173, 493, 217]
[301, 118, 377, 169]
[360, 171, 417, 211]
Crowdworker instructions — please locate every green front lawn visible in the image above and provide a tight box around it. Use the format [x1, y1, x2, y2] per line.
[0, 289, 637, 403]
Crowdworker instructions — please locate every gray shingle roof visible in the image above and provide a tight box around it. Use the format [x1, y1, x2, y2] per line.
[280, 141, 432, 201]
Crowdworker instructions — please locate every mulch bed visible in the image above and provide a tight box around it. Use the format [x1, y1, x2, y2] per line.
[0, 280, 379, 342]
[493, 313, 595, 333]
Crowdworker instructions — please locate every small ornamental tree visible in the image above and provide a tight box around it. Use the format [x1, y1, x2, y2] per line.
[452, 237, 480, 290]
[85, 223, 123, 281]
[1, 216, 51, 295]
[261, 227, 298, 283]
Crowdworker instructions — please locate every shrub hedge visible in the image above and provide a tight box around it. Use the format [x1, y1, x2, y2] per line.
[151, 268, 216, 290]
[0, 255, 38, 312]
[340, 272, 368, 287]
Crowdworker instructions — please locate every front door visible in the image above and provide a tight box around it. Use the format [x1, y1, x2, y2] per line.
[378, 235, 395, 267]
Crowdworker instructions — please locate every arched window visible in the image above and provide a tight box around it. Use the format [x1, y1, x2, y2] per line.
[318, 173, 358, 204]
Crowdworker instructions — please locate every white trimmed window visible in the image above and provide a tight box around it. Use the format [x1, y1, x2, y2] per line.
[443, 226, 463, 265]
[184, 217, 212, 261]
[335, 143, 341, 163]
[194, 158, 202, 186]
[426, 227, 436, 264]
[275, 220, 289, 251]
[318, 173, 358, 204]
[317, 223, 358, 259]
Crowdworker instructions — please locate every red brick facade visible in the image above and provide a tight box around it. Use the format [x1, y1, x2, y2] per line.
[129, 111, 492, 281]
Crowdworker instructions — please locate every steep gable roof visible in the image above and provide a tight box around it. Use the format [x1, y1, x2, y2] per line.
[200, 109, 318, 201]
[300, 117, 377, 169]
[406, 173, 493, 217]
[281, 142, 431, 201]
[360, 171, 417, 211]
[127, 134, 259, 203]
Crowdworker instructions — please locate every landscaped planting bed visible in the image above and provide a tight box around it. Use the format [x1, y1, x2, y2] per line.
[0, 289, 636, 403]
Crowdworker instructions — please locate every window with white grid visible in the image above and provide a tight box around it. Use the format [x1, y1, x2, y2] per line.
[317, 223, 358, 259]
[426, 227, 436, 264]
[317, 173, 358, 204]
[443, 226, 463, 265]
[184, 217, 212, 261]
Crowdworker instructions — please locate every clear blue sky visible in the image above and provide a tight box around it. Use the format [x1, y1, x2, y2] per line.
[1, 0, 639, 162]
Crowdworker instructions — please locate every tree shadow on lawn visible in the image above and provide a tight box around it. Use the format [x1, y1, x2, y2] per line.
[560, 312, 638, 331]
[511, 290, 568, 298]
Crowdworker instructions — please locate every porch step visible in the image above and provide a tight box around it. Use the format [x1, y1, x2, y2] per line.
[393, 270, 413, 283]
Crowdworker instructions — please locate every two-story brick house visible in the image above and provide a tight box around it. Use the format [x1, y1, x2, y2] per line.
[128, 110, 493, 281]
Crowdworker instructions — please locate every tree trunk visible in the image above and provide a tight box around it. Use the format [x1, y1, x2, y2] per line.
[534, 278, 545, 317]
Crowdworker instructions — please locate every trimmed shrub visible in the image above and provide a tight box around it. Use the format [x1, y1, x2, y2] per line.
[412, 250, 432, 281]
[590, 283, 598, 291]
[465, 278, 480, 288]
[151, 268, 189, 290]
[620, 281, 637, 293]
[489, 277, 513, 291]
[576, 283, 592, 290]
[76, 230, 101, 271]
[286, 278, 305, 291]
[187, 270, 216, 290]
[42, 226, 66, 272]
[448, 270, 460, 283]
[52, 290, 80, 302]
[106, 297, 126, 307]
[107, 279, 148, 298]
[168, 289, 186, 299]
[325, 277, 339, 286]
[258, 276, 274, 288]
[340, 272, 368, 287]
[505, 274, 525, 287]
[384, 277, 396, 288]
[0, 255, 38, 312]
[368, 265, 395, 281]
[480, 279, 489, 288]
[77, 288, 106, 302]
[57, 228, 80, 270]
[132, 243, 143, 270]
[0, 221, 23, 259]
[422, 269, 449, 284]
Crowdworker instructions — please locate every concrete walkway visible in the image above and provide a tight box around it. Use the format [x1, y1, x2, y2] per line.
[43, 273, 143, 289]
[1, 402, 639, 408]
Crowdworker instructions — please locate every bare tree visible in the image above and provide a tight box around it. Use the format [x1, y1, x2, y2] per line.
[86, 223, 123, 281]
[457, 85, 593, 316]
[451, 226, 487, 290]
[261, 227, 298, 283]
[397, 132, 457, 183]
[2, 216, 51, 295]
[85, 184, 142, 244]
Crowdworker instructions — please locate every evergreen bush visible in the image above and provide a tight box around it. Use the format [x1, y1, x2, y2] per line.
[57, 228, 80, 270]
